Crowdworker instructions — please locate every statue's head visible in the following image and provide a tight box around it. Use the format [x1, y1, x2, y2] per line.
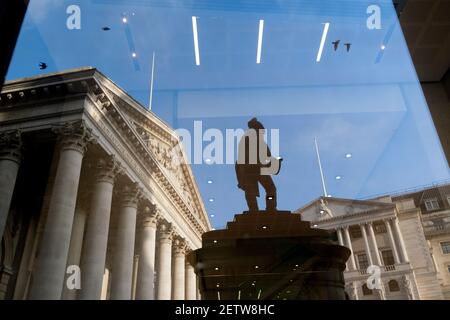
[248, 117, 265, 132]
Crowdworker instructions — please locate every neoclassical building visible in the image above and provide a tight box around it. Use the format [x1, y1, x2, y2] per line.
[296, 184, 450, 300]
[0, 67, 211, 300]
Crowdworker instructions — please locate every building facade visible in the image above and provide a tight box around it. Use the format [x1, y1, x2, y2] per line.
[296, 183, 450, 300]
[0, 68, 211, 300]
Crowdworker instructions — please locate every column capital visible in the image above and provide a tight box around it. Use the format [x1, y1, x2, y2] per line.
[158, 221, 175, 243]
[383, 216, 395, 223]
[53, 120, 94, 155]
[173, 237, 187, 256]
[0, 130, 22, 163]
[95, 155, 122, 183]
[119, 182, 144, 208]
[139, 203, 160, 228]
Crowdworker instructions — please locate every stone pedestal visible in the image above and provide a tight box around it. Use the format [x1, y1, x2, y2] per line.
[187, 211, 350, 300]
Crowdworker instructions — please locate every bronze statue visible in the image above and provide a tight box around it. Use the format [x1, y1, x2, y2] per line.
[235, 118, 282, 212]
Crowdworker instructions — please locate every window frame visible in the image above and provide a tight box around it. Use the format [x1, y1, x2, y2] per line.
[357, 253, 369, 271]
[424, 198, 440, 211]
[440, 241, 450, 255]
[388, 279, 400, 292]
[381, 249, 395, 266]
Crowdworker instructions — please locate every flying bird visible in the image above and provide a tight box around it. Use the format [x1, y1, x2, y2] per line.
[102, 27, 111, 31]
[344, 43, 351, 52]
[39, 62, 47, 70]
[332, 40, 340, 51]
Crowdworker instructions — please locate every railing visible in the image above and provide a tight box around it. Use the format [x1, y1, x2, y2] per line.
[384, 265, 396, 271]
[423, 222, 450, 236]
[358, 179, 450, 200]
[355, 265, 396, 276]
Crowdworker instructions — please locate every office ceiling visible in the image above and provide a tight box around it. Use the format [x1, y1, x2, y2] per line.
[399, 0, 450, 81]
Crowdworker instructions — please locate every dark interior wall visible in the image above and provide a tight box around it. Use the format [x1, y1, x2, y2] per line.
[0, 1, 29, 90]
[422, 69, 450, 167]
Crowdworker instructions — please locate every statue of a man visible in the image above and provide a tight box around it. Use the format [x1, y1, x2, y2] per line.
[235, 118, 281, 212]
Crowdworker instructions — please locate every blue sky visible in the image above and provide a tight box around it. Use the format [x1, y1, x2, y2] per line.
[7, 0, 450, 228]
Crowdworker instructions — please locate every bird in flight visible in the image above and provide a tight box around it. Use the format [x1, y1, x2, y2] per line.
[39, 62, 47, 70]
[344, 43, 352, 52]
[102, 27, 111, 31]
[332, 40, 340, 51]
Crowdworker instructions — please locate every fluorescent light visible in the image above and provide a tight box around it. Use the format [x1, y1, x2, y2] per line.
[192, 16, 201, 66]
[316, 22, 330, 62]
[256, 19, 264, 64]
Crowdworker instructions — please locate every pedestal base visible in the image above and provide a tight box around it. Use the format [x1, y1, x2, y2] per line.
[187, 211, 350, 300]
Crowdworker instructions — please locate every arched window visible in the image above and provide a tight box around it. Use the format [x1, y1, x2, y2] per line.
[362, 283, 372, 296]
[388, 280, 400, 292]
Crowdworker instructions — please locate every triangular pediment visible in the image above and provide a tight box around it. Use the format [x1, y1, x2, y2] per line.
[295, 196, 396, 222]
[91, 70, 210, 228]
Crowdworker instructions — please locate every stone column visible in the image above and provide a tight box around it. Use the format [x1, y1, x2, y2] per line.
[172, 238, 186, 300]
[79, 156, 121, 300]
[343, 226, 357, 270]
[110, 184, 142, 300]
[336, 228, 348, 271]
[384, 218, 401, 264]
[185, 251, 197, 300]
[0, 130, 21, 241]
[156, 221, 173, 300]
[367, 222, 382, 266]
[29, 121, 92, 300]
[336, 228, 344, 246]
[135, 205, 159, 300]
[62, 205, 87, 300]
[360, 223, 373, 267]
[392, 217, 409, 263]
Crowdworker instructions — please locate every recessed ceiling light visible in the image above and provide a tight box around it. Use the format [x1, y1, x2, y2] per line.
[192, 16, 201, 66]
[132, 52, 137, 58]
[207, 180, 213, 184]
[122, 17, 127, 23]
[262, 225, 267, 229]
[345, 153, 352, 158]
[214, 267, 219, 271]
[210, 214, 215, 218]
[254, 265, 259, 269]
[213, 240, 218, 243]
[295, 264, 299, 267]
[316, 22, 330, 62]
[381, 44, 386, 50]
[313, 224, 318, 227]
[256, 19, 264, 64]
[216, 284, 220, 288]
[335, 175, 342, 180]
[209, 198, 214, 202]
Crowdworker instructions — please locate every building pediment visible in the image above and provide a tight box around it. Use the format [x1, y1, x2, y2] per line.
[295, 196, 396, 222]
